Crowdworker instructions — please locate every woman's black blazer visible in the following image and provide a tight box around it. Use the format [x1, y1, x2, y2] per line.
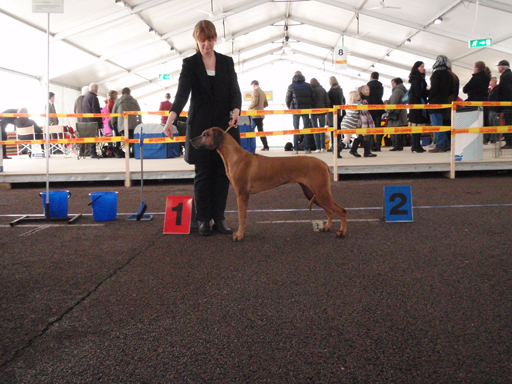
[171, 51, 242, 164]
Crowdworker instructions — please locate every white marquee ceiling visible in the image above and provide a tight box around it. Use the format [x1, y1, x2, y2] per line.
[1, 0, 511, 100]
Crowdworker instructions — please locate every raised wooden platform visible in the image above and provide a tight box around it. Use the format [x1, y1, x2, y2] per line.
[0, 144, 511, 185]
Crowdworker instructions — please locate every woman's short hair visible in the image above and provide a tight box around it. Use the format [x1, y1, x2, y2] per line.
[193, 20, 217, 51]
[310, 78, 319, 86]
[329, 76, 338, 87]
[165, 93, 171, 99]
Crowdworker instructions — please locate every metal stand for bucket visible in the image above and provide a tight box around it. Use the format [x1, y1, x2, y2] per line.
[127, 129, 152, 221]
[10, 191, 82, 227]
[10, 14, 82, 228]
[10, 214, 82, 227]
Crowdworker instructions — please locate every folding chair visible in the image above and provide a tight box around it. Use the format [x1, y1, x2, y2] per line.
[76, 122, 99, 159]
[43, 125, 68, 155]
[15, 125, 36, 157]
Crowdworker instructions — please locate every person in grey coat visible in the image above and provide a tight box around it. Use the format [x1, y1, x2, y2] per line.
[112, 87, 142, 157]
[386, 78, 408, 151]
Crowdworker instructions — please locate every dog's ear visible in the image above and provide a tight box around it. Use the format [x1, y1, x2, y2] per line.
[212, 128, 225, 147]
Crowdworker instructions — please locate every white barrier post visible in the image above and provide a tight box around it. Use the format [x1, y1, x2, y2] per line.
[124, 114, 131, 187]
[333, 107, 339, 182]
[450, 103, 456, 179]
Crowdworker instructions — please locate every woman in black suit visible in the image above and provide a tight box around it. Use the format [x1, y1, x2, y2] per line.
[163, 20, 241, 236]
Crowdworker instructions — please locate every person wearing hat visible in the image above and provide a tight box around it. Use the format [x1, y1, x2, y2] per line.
[497, 59, 512, 149]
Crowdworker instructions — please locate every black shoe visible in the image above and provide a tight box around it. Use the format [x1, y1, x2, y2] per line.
[373, 148, 381, 152]
[212, 220, 233, 235]
[198, 221, 212, 236]
[349, 150, 361, 158]
[337, 152, 342, 158]
[364, 153, 377, 157]
[411, 147, 425, 153]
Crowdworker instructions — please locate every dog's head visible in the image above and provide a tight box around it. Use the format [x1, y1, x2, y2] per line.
[190, 127, 226, 150]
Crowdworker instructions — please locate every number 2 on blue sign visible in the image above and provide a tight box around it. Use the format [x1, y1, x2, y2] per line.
[389, 193, 408, 215]
[384, 186, 413, 222]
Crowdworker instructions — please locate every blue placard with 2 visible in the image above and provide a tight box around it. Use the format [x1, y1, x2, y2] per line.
[384, 186, 413, 222]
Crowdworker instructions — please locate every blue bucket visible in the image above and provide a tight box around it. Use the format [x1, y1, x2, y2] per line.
[40, 190, 70, 218]
[89, 191, 118, 221]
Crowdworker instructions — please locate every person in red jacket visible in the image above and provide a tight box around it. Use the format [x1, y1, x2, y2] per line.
[159, 93, 172, 125]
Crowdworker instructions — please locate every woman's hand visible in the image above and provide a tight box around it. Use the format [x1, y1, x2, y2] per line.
[163, 111, 178, 138]
[229, 108, 240, 127]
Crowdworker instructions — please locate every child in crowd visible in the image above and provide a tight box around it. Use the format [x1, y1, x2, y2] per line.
[338, 90, 360, 158]
[350, 85, 377, 158]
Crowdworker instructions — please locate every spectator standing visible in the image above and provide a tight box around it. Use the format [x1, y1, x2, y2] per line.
[248, 80, 270, 151]
[285, 70, 315, 154]
[367, 72, 384, 151]
[101, 99, 111, 136]
[47, 92, 58, 125]
[408, 61, 429, 153]
[445, 60, 460, 131]
[486, 76, 499, 144]
[310, 78, 330, 152]
[82, 82, 103, 158]
[162, 20, 241, 237]
[352, 85, 376, 158]
[112, 87, 142, 157]
[326, 76, 345, 152]
[463, 61, 491, 102]
[497, 60, 512, 149]
[74, 86, 89, 124]
[339, 90, 360, 158]
[159, 93, 172, 125]
[428, 55, 454, 153]
[386, 78, 408, 151]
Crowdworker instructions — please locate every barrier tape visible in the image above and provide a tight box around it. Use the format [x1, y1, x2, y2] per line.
[3, 100, 512, 119]
[0, 102, 457, 119]
[454, 101, 512, 108]
[0, 126, 453, 145]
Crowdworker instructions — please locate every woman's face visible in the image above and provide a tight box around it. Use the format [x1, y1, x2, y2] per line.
[355, 93, 361, 101]
[490, 78, 497, 87]
[362, 86, 370, 96]
[196, 38, 216, 56]
[418, 63, 425, 73]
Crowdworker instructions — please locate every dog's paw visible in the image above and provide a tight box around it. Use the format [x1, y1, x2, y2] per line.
[232, 232, 244, 242]
[319, 225, 331, 233]
[336, 230, 346, 238]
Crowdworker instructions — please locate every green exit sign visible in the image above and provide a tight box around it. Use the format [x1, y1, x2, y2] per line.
[158, 74, 173, 80]
[469, 38, 492, 48]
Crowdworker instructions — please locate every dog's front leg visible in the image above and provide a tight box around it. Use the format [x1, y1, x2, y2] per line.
[233, 192, 249, 242]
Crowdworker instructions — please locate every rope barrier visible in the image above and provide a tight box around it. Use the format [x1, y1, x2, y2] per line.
[1, 101, 511, 146]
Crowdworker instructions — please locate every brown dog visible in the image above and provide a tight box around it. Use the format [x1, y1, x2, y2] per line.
[191, 127, 347, 241]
